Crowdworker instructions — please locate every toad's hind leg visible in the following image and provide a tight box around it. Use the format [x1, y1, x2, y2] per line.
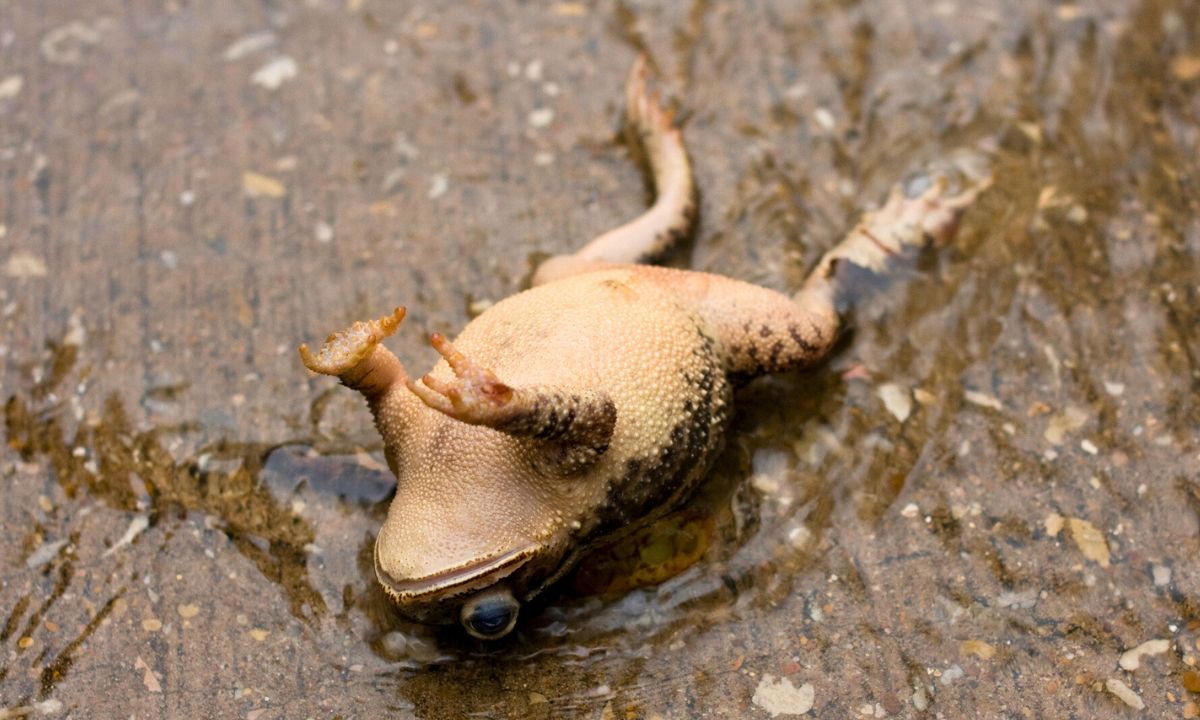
[533, 56, 696, 286]
[638, 175, 988, 378]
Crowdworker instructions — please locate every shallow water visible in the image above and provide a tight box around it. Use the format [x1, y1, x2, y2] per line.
[1, 0, 1198, 717]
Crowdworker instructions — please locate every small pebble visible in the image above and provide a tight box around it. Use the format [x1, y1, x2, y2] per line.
[528, 107, 555, 128]
[553, 2, 588, 16]
[1044, 513, 1064, 537]
[912, 685, 929, 711]
[1044, 406, 1088, 445]
[877, 383, 912, 422]
[428, 173, 449, 199]
[1152, 565, 1171, 586]
[0, 74, 23, 99]
[1171, 54, 1200, 81]
[1181, 670, 1200, 693]
[251, 56, 297, 90]
[1066, 517, 1110, 567]
[243, 171, 286, 198]
[961, 639, 997, 660]
[5, 251, 49, 279]
[752, 675, 814, 717]
[142, 618, 162, 632]
[996, 589, 1038, 609]
[222, 32, 276, 62]
[1119, 639, 1170, 671]
[940, 665, 964, 685]
[25, 539, 67, 569]
[964, 390, 1003, 410]
[1105, 678, 1144, 710]
[177, 603, 200, 619]
[913, 388, 936, 405]
[315, 221, 334, 243]
[813, 107, 835, 131]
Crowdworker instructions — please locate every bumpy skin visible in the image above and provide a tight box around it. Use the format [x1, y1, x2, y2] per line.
[300, 57, 988, 634]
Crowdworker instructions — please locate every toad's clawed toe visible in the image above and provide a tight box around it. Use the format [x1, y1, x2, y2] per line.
[299, 307, 406, 376]
[408, 334, 515, 424]
[625, 54, 678, 143]
[871, 172, 992, 250]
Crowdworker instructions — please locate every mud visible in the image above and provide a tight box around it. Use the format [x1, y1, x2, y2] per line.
[1, 0, 1198, 718]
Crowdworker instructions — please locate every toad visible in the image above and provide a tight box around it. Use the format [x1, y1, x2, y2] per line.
[300, 57, 987, 640]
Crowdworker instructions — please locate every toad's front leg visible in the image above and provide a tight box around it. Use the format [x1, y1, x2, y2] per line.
[299, 307, 423, 472]
[408, 334, 617, 474]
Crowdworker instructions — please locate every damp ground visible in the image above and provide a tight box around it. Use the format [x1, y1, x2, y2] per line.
[2, 1, 1199, 718]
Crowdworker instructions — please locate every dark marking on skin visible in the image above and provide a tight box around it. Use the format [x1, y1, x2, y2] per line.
[860, 227, 899, 257]
[494, 388, 618, 475]
[501, 320, 728, 606]
[758, 324, 771, 338]
[788, 324, 819, 355]
[768, 340, 784, 368]
[823, 257, 841, 280]
[585, 320, 729, 543]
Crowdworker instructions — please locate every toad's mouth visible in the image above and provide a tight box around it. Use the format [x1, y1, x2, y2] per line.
[374, 543, 537, 601]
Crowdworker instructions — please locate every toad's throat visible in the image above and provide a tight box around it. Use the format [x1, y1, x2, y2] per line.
[374, 543, 536, 599]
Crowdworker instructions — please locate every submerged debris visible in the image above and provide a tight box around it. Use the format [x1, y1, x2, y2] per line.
[1119, 639, 1170, 671]
[752, 675, 814, 717]
[1066, 517, 1111, 567]
[877, 383, 912, 422]
[1044, 406, 1088, 445]
[1105, 678, 1144, 710]
[25, 538, 68, 569]
[134, 655, 163, 693]
[963, 390, 1002, 411]
[101, 514, 149, 558]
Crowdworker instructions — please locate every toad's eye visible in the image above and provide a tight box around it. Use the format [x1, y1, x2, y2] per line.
[461, 588, 520, 640]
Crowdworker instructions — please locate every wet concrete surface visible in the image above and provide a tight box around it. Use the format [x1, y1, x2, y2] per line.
[2, 0, 1199, 717]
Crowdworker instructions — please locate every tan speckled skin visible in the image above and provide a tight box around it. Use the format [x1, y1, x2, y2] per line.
[299, 58, 987, 629]
[371, 268, 733, 622]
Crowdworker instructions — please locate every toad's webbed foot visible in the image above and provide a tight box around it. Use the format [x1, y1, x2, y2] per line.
[808, 174, 992, 282]
[409, 334, 616, 474]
